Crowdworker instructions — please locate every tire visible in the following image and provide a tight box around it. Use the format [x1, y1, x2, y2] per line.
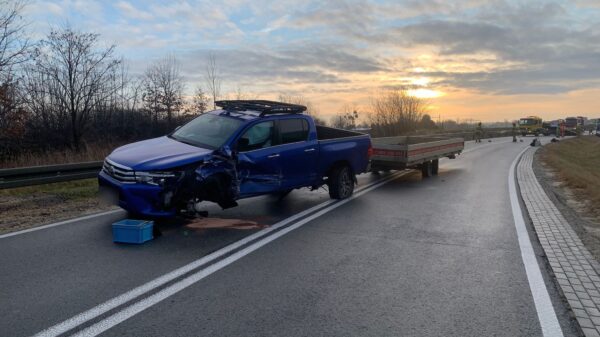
[328, 165, 355, 199]
[421, 161, 433, 178]
[431, 159, 439, 175]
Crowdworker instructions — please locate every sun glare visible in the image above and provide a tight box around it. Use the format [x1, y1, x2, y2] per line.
[408, 88, 443, 99]
[410, 77, 430, 86]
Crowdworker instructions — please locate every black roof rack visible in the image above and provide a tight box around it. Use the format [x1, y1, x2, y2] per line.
[215, 100, 307, 117]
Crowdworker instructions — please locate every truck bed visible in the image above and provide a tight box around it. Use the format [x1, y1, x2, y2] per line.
[314, 125, 371, 177]
[370, 136, 464, 170]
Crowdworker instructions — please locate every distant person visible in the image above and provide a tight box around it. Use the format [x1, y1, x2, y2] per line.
[475, 122, 483, 143]
[512, 122, 517, 142]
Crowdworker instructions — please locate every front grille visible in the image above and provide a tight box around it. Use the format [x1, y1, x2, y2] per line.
[103, 159, 135, 183]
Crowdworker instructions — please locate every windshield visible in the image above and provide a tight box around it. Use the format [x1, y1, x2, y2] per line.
[519, 118, 538, 125]
[170, 113, 243, 149]
[565, 118, 577, 126]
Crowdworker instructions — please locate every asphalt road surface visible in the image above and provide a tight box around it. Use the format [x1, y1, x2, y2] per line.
[0, 137, 581, 337]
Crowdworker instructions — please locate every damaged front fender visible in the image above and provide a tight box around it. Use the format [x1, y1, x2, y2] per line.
[194, 148, 240, 209]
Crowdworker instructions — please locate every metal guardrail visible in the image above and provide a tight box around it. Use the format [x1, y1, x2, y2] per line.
[0, 161, 103, 189]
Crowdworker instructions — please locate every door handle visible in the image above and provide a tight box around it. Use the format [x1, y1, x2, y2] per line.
[268, 154, 280, 158]
[304, 148, 316, 152]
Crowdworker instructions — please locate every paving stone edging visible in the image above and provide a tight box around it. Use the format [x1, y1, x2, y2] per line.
[518, 147, 600, 337]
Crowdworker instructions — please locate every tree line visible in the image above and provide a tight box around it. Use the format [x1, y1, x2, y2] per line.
[0, 2, 219, 161]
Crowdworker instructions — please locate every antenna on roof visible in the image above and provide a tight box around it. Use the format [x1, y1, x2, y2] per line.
[215, 100, 307, 117]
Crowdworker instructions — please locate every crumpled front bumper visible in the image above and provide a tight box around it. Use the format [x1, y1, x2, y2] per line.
[98, 170, 177, 217]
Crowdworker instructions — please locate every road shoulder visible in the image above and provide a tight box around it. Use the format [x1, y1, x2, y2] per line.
[519, 147, 600, 337]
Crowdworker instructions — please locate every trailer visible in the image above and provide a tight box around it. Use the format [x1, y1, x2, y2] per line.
[370, 136, 464, 177]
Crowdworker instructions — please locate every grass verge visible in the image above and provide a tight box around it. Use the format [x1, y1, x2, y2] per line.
[538, 136, 600, 220]
[0, 178, 116, 234]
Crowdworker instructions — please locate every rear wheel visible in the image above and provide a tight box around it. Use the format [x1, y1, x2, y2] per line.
[421, 161, 433, 178]
[328, 165, 354, 199]
[431, 159, 439, 175]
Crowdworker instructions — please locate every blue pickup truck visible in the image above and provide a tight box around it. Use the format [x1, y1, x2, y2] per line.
[99, 100, 372, 217]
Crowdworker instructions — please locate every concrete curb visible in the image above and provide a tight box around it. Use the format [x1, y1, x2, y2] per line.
[518, 147, 600, 337]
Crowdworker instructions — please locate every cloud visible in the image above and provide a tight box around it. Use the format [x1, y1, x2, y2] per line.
[178, 43, 384, 88]
[114, 1, 154, 20]
[387, 2, 600, 95]
[22, 0, 600, 108]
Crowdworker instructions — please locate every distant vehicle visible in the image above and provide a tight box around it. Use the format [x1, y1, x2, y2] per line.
[584, 118, 597, 133]
[518, 116, 544, 136]
[543, 119, 564, 136]
[564, 117, 577, 135]
[564, 117, 583, 135]
[99, 100, 372, 217]
[370, 136, 464, 177]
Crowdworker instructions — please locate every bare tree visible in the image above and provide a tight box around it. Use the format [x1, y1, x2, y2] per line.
[190, 85, 208, 114]
[277, 93, 327, 125]
[0, 0, 30, 79]
[369, 89, 427, 137]
[142, 55, 185, 128]
[204, 52, 221, 109]
[0, 1, 29, 157]
[28, 27, 121, 149]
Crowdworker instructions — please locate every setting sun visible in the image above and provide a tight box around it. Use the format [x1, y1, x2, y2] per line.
[407, 88, 444, 99]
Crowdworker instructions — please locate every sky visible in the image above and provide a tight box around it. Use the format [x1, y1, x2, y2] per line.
[22, 0, 600, 122]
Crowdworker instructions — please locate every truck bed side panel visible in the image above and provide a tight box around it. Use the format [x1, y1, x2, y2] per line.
[317, 136, 371, 178]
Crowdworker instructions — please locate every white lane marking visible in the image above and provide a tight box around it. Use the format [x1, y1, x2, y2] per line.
[508, 147, 564, 337]
[33, 171, 406, 337]
[69, 171, 406, 337]
[0, 209, 124, 239]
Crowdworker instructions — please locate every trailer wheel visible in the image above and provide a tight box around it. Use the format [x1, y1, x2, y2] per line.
[421, 161, 433, 178]
[432, 159, 439, 175]
[328, 165, 354, 199]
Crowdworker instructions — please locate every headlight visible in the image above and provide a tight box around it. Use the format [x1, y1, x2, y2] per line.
[134, 171, 181, 186]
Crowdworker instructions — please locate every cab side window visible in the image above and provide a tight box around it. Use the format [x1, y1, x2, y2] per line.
[279, 119, 309, 144]
[237, 121, 275, 152]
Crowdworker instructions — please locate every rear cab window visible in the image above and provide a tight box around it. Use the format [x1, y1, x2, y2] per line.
[279, 118, 309, 144]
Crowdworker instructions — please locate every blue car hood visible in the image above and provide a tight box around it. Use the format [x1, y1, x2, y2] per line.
[108, 136, 213, 171]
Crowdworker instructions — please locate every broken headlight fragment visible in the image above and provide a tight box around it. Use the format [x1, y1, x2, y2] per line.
[134, 171, 182, 186]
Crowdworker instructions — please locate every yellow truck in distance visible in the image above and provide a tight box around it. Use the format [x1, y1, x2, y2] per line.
[518, 116, 544, 136]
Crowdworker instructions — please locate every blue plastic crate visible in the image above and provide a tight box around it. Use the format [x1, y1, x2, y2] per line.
[112, 219, 154, 244]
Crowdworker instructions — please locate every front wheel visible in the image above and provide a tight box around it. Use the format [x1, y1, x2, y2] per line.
[328, 166, 355, 199]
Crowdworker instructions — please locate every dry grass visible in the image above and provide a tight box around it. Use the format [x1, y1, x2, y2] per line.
[0, 141, 127, 169]
[0, 178, 116, 234]
[539, 136, 600, 219]
[0, 178, 99, 199]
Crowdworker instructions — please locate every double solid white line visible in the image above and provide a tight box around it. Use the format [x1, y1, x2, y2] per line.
[34, 171, 409, 337]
